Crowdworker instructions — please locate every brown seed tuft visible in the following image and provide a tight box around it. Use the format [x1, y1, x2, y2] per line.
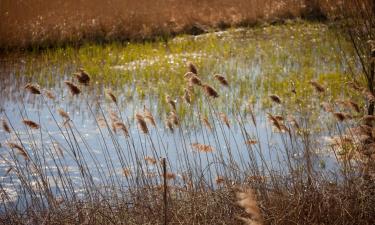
[245, 139, 258, 145]
[45, 90, 56, 100]
[2, 119, 11, 133]
[57, 108, 70, 120]
[214, 74, 229, 86]
[24, 83, 41, 95]
[74, 68, 90, 85]
[64, 81, 81, 95]
[135, 113, 149, 134]
[191, 143, 215, 153]
[201, 115, 213, 132]
[187, 61, 198, 74]
[144, 106, 156, 127]
[269, 95, 281, 104]
[348, 101, 360, 113]
[189, 75, 202, 86]
[333, 112, 347, 122]
[309, 80, 325, 93]
[183, 88, 192, 105]
[113, 121, 129, 137]
[144, 156, 157, 165]
[202, 84, 219, 98]
[166, 95, 176, 111]
[7, 142, 29, 160]
[219, 112, 230, 129]
[22, 119, 40, 129]
[215, 176, 225, 185]
[106, 90, 117, 103]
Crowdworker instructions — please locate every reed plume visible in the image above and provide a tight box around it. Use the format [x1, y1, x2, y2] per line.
[165, 119, 174, 132]
[269, 94, 281, 104]
[202, 84, 219, 98]
[106, 90, 117, 103]
[2, 119, 11, 133]
[236, 188, 264, 225]
[333, 112, 347, 122]
[214, 74, 229, 86]
[122, 168, 131, 177]
[64, 81, 81, 95]
[348, 100, 361, 113]
[166, 95, 176, 111]
[144, 156, 157, 164]
[189, 75, 202, 86]
[113, 121, 129, 137]
[245, 139, 258, 145]
[309, 80, 325, 93]
[24, 83, 41, 95]
[44, 90, 56, 100]
[219, 112, 230, 128]
[136, 113, 149, 134]
[168, 111, 179, 126]
[191, 143, 214, 153]
[57, 108, 70, 120]
[183, 88, 192, 105]
[215, 176, 225, 185]
[144, 106, 156, 127]
[74, 68, 90, 85]
[321, 102, 333, 113]
[7, 142, 29, 160]
[187, 61, 198, 74]
[184, 72, 195, 79]
[22, 119, 40, 129]
[201, 115, 213, 132]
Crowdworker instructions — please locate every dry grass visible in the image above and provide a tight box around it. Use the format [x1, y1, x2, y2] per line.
[0, 0, 337, 51]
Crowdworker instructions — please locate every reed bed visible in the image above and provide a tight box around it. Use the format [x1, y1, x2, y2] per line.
[0, 60, 374, 225]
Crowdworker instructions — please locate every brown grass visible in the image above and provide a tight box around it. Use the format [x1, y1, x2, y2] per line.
[0, 0, 338, 51]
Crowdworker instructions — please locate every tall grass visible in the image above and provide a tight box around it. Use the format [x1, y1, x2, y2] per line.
[0, 61, 374, 224]
[0, 0, 337, 51]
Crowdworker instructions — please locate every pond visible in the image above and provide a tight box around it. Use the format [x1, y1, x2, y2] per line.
[0, 21, 360, 207]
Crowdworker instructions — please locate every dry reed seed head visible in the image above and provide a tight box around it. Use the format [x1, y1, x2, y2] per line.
[189, 75, 202, 86]
[214, 74, 229, 86]
[309, 80, 325, 93]
[165, 172, 176, 180]
[274, 115, 284, 121]
[187, 61, 198, 74]
[97, 117, 106, 128]
[166, 95, 176, 111]
[201, 116, 213, 131]
[191, 143, 215, 153]
[7, 142, 29, 160]
[165, 119, 174, 132]
[24, 83, 41, 95]
[122, 168, 131, 177]
[245, 139, 258, 145]
[135, 113, 149, 134]
[144, 156, 157, 165]
[2, 119, 11, 133]
[333, 112, 347, 122]
[64, 81, 81, 95]
[215, 176, 225, 185]
[168, 111, 179, 126]
[219, 112, 230, 129]
[57, 108, 70, 120]
[348, 101, 361, 113]
[183, 88, 192, 104]
[22, 119, 40, 129]
[363, 91, 375, 103]
[113, 121, 129, 137]
[321, 102, 334, 113]
[74, 69, 90, 85]
[202, 84, 219, 98]
[269, 94, 281, 104]
[143, 106, 156, 127]
[236, 188, 264, 225]
[346, 81, 363, 92]
[361, 115, 375, 124]
[106, 90, 117, 103]
[44, 90, 56, 100]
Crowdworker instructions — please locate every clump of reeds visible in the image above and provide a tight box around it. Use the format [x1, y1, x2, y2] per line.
[135, 113, 149, 134]
[202, 84, 219, 98]
[64, 81, 81, 95]
[24, 83, 41, 95]
[214, 74, 229, 86]
[236, 188, 263, 225]
[74, 68, 90, 85]
[22, 119, 40, 129]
